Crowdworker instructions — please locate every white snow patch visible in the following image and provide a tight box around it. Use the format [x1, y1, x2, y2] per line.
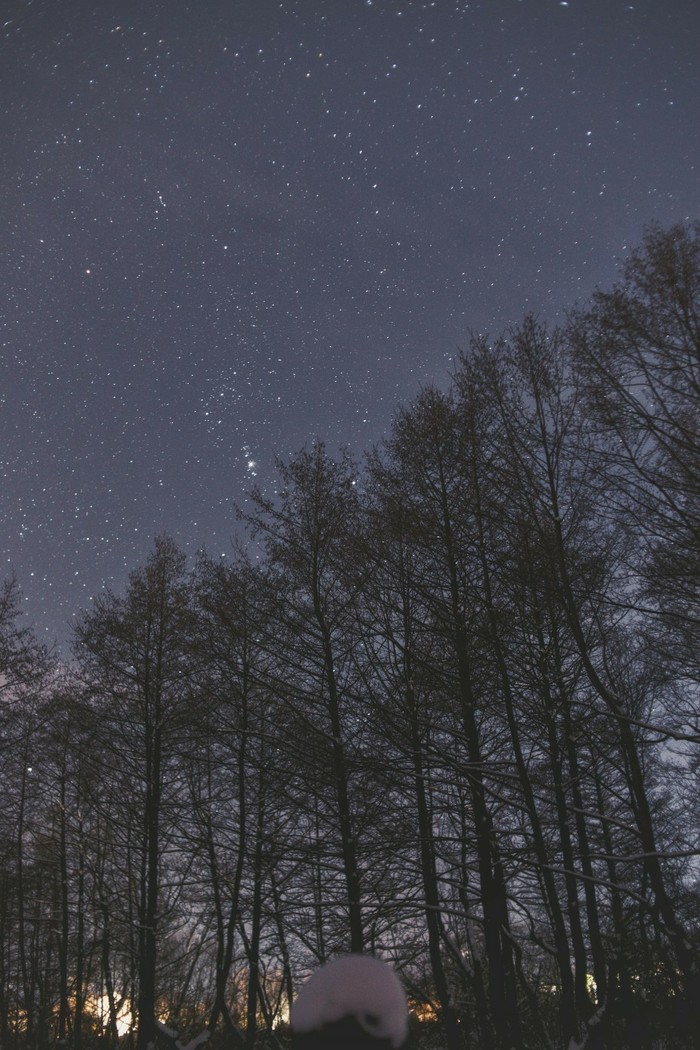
[291, 954, 408, 1048]
[154, 1020, 209, 1050]
[155, 1021, 178, 1039]
[179, 1033, 210, 1050]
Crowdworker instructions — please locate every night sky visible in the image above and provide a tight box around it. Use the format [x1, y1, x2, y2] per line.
[3, 0, 699, 652]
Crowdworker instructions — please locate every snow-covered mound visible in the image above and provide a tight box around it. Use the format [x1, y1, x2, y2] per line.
[291, 954, 408, 1049]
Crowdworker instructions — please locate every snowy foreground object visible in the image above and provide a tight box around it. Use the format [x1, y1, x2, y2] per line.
[291, 954, 408, 1050]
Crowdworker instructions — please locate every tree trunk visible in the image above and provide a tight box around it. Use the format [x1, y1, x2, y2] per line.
[408, 685, 464, 1050]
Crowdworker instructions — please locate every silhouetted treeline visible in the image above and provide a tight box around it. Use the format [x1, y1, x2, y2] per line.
[1, 223, 699, 1050]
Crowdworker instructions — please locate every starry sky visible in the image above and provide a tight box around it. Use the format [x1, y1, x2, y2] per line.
[2, 0, 699, 652]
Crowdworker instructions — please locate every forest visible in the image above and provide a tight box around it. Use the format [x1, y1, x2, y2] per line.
[1, 222, 699, 1050]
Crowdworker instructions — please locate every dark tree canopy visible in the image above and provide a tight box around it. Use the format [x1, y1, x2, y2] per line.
[1, 224, 699, 1050]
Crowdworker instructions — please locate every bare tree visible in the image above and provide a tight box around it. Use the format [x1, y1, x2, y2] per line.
[73, 536, 197, 1050]
[241, 445, 367, 956]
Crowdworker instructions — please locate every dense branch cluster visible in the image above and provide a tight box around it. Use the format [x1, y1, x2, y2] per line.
[1, 223, 699, 1050]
